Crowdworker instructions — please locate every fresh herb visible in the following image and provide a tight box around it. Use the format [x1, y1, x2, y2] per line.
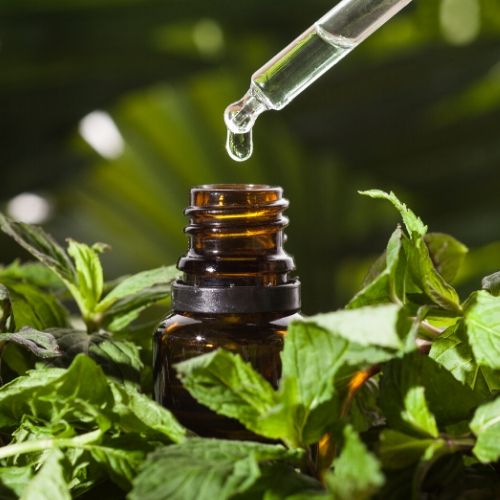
[0, 191, 499, 499]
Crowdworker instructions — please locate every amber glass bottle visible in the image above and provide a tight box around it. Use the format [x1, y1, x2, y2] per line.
[153, 184, 301, 439]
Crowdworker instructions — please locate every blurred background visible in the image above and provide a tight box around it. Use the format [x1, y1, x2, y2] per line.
[1, 0, 500, 314]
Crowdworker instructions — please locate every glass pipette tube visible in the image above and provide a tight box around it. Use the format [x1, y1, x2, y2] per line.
[225, 0, 413, 161]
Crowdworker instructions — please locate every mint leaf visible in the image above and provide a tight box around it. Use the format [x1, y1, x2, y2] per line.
[470, 397, 500, 463]
[430, 322, 495, 397]
[326, 425, 384, 500]
[0, 214, 111, 326]
[279, 321, 349, 445]
[129, 438, 300, 500]
[0, 261, 64, 290]
[86, 435, 154, 491]
[248, 462, 322, 499]
[302, 304, 409, 350]
[49, 330, 144, 384]
[110, 384, 186, 443]
[463, 291, 500, 370]
[482, 271, 500, 296]
[380, 353, 482, 433]
[66, 240, 107, 318]
[379, 430, 443, 470]
[20, 449, 71, 500]
[0, 355, 113, 429]
[359, 190, 461, 312]
[0, 328, 60, 359]
[348, 227, 406, 308]
[102, 284, 173, 332]
[0, 214, 75, 284]
[0, 466, 33, 497]
[404, 238, 461, 312]
[97, 266, 179, 310]
[359, 190, 427, 237]
[95, 266, 179, 331]
[175, 349, 280, 440]
[0, 352, 184, 443]
[424, 233, 468, 283]
[401, 386, 439, 438]
[2, 281, 69, 331]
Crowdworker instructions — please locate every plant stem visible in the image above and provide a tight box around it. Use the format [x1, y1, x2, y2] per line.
[446, 435, 475, 452]
[418, 320, 444, 338]
[0, 429, 103, 460]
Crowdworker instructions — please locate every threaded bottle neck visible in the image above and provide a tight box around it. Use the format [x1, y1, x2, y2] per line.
[173, 184, 300, 314]
[178, 184, 295, 286]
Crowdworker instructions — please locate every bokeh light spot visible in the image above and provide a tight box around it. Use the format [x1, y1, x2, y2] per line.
[193, 18, 224, 57]
[7, 193, 52, 224]
[440, 0, 480, 46]
[79, 110, 125, 159]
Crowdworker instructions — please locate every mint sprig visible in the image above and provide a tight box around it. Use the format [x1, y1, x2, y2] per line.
[0, 189, 498, 498]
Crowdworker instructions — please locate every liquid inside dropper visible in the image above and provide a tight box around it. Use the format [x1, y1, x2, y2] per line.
[226, 129, 253, 162]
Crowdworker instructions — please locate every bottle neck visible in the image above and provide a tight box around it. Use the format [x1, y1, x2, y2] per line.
[173, 184, 300, 314]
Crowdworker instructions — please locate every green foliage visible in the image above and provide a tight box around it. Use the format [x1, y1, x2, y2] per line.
[0, 213, 179, 333]
[463, 291, 500, 370]
[326, 425, 384, 500]
[359, 190, 462, 312]
[1, 190, 499, 498]
[470, 397, 500, 463]
[129, 439, 306, 500]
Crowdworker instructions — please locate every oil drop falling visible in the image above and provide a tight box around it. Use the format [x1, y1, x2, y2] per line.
[226, 129, 253, 162]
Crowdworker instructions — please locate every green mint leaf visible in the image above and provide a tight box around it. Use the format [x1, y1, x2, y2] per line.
[110, 384, 186, 444]
[280, 321, 349, 445]
[95, 266, 179, 332]
[470, 397, 500, 463]
[463, 290, 500, 370]
[348, 227, 406, 308]
[379, 430, 443, 470]
[66, 239, 107, 317]
[0, 466, 33, 498]
[380, 353, 482, 433]
[175, 349, 280, 440]
[326, 425, 384, 500]
[129, 438, 300, 500]
[249, 463, 323, 499]
[401, 386, 439, 438]
[0, 355, 113, 430]
[0, 328, 60, 359]
[1, 282, 69, 331]
[482, 271, 500, 296]
[20, 449, 71, 500]
[98, 266, 179, 310]
[48, 330, 144, 384]
[424, 233, 468, 283]
[302, 303, 409, 350]
[430, 322, 496, 397]
[404, 238, 461, 312]
[86, 435, 155, 491]
[359, 190, 461, 312]
[359, 190, 427, 237]
[101, 284, 173, 332]
[0, 261, 64, 290]
[0, 213, 76, 284]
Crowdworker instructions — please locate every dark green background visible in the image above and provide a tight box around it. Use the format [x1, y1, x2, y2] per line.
[1, 0, 499, 313]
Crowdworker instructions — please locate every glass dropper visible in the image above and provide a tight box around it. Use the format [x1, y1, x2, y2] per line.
[224, 0, 413, 161]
